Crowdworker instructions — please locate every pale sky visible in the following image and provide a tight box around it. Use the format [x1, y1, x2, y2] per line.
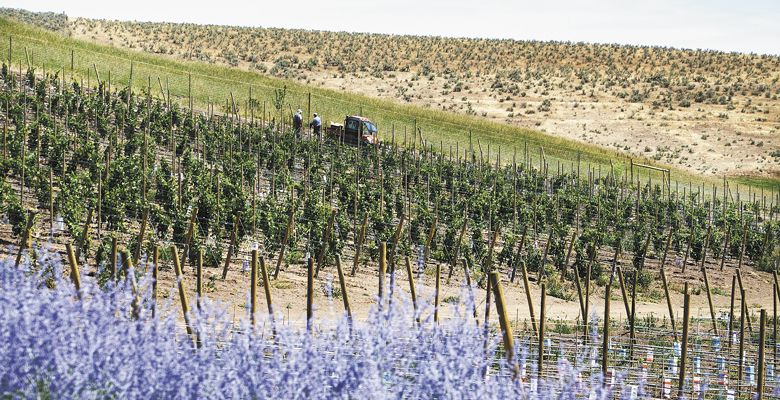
[5, 0, 780, 55]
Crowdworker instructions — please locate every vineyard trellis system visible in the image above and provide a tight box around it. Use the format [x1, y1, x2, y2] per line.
[1, 46, 780, 398]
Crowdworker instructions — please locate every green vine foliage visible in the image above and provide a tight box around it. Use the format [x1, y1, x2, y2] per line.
[1, 66, 779, 300]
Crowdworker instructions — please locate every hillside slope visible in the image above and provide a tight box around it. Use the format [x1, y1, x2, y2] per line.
[1, 12, 778, 189]
[3, 8, 779, 180]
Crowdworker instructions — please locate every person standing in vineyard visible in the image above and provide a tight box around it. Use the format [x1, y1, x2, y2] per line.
[293, 109, 303, 137]
[310, 112, 322, 137]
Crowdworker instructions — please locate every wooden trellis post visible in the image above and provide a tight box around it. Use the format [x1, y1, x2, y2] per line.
[448, 213, 468, 283]
[14, 211, 35, 268]
[76, 206, 93, 260]
[434, 263, 441, 324]
[222, 216, 239, 280]
[171, 246, 196, 343]
[563, 229, 578, 277]
[736, 268, 754, 332]
[180, 206, 198, 273]
[388, 214, 406, 274]
[538, 282, 546, 379]
[315, 208, 337, 277]
[509, 224, 528, 283]
[274, 200, 297, 279]
[539, 228, 553, 281]
[521, 258, 538, 338]
[489, 271, 518, 378]
[758, 309, 767, 400]
[681, 230, 693, 273]
[739, 289, 746, 385]
[133, 208, 148, 266]
[379, 242, 387, 305]
[66, 243, 82, 298]
[250, 249, 258, 326]
[258, 254, 274, 320]
[574, 260, 586, 322]
[720, 226, 731, 271]
[405, 257, 418, 315]
[602, 273, 611, 378]
[196, 250, 203, 310]
[616, 266, 632, 321]
[422, 213, 439, 266]
[306, 257, 314, 331]
[110, 237, 118, 279]
[660, 268, 678, 342]
[701, 267, 718, 334]
[728, 275, 736, 350]
[152, 245, 158, 317]
[630, 270, 637, 354]
[738, 221, 748, 270]
[678, 288, 690, 399]
[335, 255, 351, 319]
[351, 214, 368, 276]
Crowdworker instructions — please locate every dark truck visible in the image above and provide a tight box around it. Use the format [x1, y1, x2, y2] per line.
[326, 115, 378, 146]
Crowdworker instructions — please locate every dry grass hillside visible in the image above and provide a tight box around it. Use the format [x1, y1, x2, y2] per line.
[3, 8, 780, 180]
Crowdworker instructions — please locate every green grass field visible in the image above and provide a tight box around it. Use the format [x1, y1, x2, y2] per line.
[1, 17, 776, 191]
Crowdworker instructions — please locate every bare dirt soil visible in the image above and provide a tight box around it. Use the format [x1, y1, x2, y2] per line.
[114, 246, 779, 330]
[7, 211, 772, 329]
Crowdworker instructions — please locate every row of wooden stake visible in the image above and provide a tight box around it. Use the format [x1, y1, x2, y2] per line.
[57, 230, 777, 398]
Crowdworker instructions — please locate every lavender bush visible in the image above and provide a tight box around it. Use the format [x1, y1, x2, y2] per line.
[2, 248, 621, 399]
